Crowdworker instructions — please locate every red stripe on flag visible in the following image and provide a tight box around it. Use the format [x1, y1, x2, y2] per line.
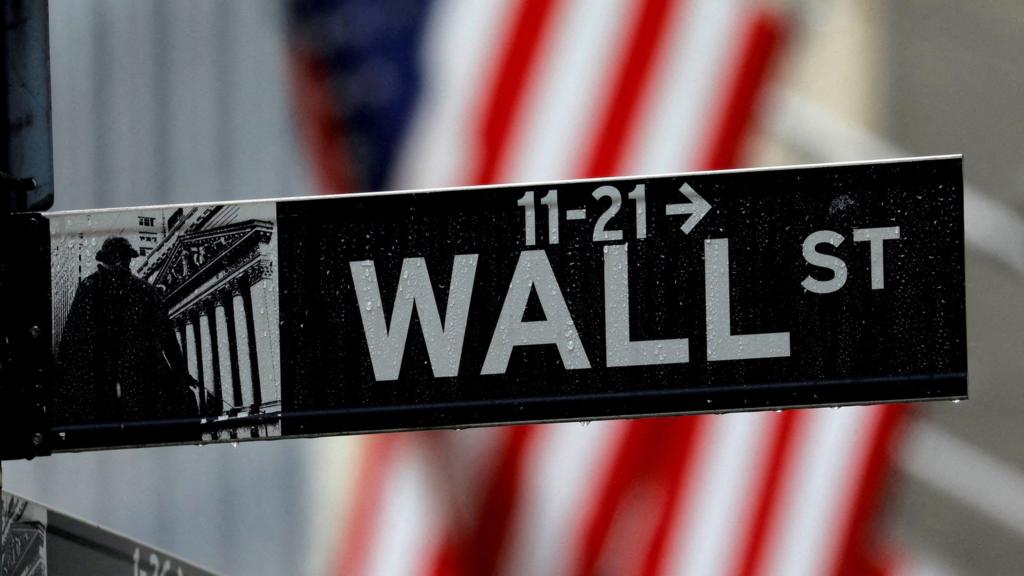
[421, 432, 466, 576]
[424, 427, 539, 576]
[331, 435, 399, 576]
[570, 417, 699, 576]
[833, 406, 910, 576]
[473, 0, 563, 184]
[571, 421, 656, 576]
[869, 545, 912, 576]
[637, 416, 708, 576]
[699, 6, 786, 171]
[582, 0, 683, 178]
[289, 46, 353, 194]
[732, 411, 805, 576]
[426, 535, 462, 576]
[468, 426, 538, 574]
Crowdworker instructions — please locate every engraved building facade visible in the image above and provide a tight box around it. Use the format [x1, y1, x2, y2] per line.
[137, 204, 281, 439]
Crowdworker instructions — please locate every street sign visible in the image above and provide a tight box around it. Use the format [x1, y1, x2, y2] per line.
[0, 156, 966, 458]
[2, 491, 220, 575]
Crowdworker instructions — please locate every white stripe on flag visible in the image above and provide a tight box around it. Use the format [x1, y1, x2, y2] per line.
[391, 0, 515, 189]
[662, 412, 777, 576]
[628, 0, 744, 173]
[362, 440, 441, 576]
[503, 0, 638, 182]
[500, 421, 624, 576]
[759, 407, 880, 576]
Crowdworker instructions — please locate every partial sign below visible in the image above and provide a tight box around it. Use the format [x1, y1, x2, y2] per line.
[0, 156, 967, 458]
[1, 491, 220, 575]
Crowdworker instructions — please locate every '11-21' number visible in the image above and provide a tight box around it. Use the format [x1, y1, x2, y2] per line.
[517, 184, 646, 246]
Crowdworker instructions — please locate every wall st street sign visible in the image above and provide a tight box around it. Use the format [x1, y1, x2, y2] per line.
[0, 156, 966, 458]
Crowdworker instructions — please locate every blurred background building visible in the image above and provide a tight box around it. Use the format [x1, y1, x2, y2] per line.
[4, 1, 1024, 575]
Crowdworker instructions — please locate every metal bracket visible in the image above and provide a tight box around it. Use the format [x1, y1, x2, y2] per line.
[0, 170, 38, 211]
[0, 212, 52, 459]
[0, 0, 52, 459]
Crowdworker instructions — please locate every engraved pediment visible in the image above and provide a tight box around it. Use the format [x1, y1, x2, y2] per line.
[147, 219, 273, 305]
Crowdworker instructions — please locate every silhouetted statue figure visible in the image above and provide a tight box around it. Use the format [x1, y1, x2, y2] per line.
[55, 236, 197, 428]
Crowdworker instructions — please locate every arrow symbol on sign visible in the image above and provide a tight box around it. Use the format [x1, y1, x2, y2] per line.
[664, 183, 712, 234]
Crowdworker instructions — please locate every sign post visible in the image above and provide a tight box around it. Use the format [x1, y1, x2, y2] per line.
[0, 156, 967, 459]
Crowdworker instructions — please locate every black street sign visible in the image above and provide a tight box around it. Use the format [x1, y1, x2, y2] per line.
[2, 491, 220, 575]
[0, 156, 967, 458]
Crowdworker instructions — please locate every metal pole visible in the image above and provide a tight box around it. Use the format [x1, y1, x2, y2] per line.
[1, 0, 53, 212]
[0, 0, 52, 460]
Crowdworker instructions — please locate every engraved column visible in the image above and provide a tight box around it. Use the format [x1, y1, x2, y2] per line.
[191, 310, 207, 415]
[220, 289, 243, 408]
[231, 281, 254, 408]
[240, 277, 263, 409]
[204, 300, 223, 411]
[176, 319, 188, 368]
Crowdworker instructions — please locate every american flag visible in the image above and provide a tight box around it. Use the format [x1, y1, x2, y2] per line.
[289, 1, 914, 574]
